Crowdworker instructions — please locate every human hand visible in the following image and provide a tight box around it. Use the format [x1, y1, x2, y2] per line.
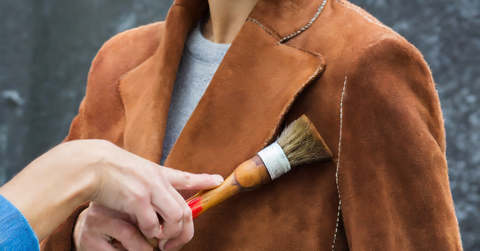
[73, 202, 153, 251]
[72, 140, 223, 251]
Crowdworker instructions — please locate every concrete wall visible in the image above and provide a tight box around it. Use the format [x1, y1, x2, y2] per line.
[0, 0, 478, 249]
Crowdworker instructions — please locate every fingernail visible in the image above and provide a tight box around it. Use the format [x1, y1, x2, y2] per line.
[159, 239, 168, 251]
[212, 174, 224, 185]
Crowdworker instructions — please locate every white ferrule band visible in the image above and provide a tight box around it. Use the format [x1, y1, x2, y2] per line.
[257, 142, 291, 180]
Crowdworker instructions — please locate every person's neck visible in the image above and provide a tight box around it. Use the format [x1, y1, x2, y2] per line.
[202, 0, 260, 44]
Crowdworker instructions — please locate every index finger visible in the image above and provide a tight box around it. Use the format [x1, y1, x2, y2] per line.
[160, 168, 224, 191]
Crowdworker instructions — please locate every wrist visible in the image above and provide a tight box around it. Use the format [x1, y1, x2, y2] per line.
[47, 140, 104, 208]
[71, 140, 110, 203]
[80, 139, 118, 202]
[0, 140, 99, 240]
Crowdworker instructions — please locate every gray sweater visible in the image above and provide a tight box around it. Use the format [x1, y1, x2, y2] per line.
[160, 22, 230, 165]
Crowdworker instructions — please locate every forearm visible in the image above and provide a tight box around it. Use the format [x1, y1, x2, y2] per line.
[0, 141, 97, 241]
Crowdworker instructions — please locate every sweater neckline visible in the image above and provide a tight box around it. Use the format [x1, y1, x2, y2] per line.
[184, 20, 231, 65]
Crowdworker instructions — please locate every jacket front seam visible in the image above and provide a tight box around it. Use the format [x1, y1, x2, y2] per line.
[332, 74, 347, 251]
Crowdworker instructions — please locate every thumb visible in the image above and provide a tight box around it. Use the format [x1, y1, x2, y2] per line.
[162, 168, 224, 191]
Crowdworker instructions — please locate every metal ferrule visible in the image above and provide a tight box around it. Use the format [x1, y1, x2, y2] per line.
[257, 142, 291, 180]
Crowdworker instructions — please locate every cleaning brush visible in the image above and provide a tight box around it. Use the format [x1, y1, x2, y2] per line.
[185, 114, 333, 219]
[142, 114, 332, 248]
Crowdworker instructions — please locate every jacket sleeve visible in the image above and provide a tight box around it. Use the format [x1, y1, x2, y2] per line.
[338, 37, 462, 250]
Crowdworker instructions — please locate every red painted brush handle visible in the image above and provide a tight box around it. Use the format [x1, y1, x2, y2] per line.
[184, 155, 271, 220]
[187, 196, 203, 219]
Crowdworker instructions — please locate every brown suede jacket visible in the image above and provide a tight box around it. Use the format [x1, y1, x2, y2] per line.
[41, 0, 463, 250]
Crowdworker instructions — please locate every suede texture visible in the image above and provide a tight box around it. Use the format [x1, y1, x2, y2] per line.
[41, 0, 462, 250]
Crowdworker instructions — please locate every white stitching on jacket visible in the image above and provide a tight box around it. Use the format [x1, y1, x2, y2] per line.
[247, 18, 280, 40]
[332, 75, 347, 251]
[278, 0, 328, 44]
[249, 0, 328, 44]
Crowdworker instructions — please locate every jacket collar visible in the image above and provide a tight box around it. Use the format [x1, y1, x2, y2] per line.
[118, 0, 327, 175]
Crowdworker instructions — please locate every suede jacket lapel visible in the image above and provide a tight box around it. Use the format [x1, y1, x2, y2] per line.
[118, 4, 205, 161]
[118, 0, 326, 177]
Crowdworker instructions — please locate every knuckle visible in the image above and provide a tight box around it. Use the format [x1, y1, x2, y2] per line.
[165, 223, 182, 239]
[136, 189, 151, 202]
[171, 206, 184, 223]
[129, 191, 149, 208]
[87, 205, 104, 220]
[183, 207, 193, 223]
[182, 172, 194, 189]
[84, 212, 106, 228]
[118, 227, 138, 240]
[84, 214, 98, 226]
[142, 217, 159, 233]
[77, 233, 95, 251]
[87, 207, 99, 217]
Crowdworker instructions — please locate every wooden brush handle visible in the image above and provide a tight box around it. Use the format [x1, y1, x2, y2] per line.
[187, 155, 271, 219]
[145, 155, 271, 248]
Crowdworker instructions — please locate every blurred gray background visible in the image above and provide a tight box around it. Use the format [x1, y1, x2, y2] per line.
[0, 0, 479, 249]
